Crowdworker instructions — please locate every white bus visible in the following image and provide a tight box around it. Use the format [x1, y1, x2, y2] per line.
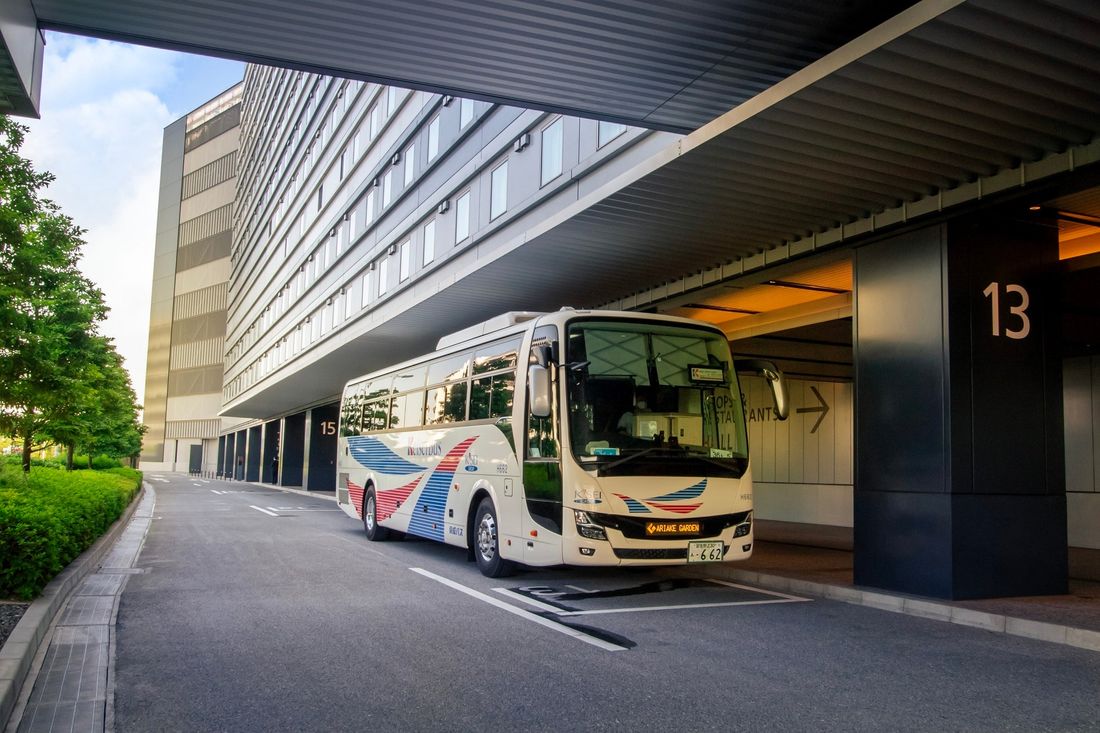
[337, 309, 787, 577]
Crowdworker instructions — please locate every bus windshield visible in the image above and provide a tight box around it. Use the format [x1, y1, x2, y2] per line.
[565, 319, 749, 478]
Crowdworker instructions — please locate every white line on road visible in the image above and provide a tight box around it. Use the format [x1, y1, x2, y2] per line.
[493, 580, 811, 617]
[249, 505, 280, 517]
[704, 578, 811, 602]
[410, 568, 627, 652]
[150, 477, 169, 483]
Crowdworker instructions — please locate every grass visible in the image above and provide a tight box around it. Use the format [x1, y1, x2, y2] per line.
[0, 458, 141, 600]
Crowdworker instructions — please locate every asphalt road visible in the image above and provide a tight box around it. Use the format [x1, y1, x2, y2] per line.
[113, 474, 1100, 732]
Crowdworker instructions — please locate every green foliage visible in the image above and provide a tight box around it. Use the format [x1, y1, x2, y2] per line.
[0, 115, 143, 472]
[0, 458, 140, 599]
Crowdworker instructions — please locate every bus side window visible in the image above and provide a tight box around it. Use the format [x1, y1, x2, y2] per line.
[426, 383, 467, 424]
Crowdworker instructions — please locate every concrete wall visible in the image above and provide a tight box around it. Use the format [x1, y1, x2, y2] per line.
[1065, 356, 1100, 550]
[744, 375, 854, 528]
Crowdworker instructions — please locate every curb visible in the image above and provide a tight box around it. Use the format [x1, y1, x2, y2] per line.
[0, 481, 149, 729]
[682, 564, 1100, 654]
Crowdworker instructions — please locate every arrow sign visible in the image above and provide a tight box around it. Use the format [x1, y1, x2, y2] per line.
[796, 385, 830, 434]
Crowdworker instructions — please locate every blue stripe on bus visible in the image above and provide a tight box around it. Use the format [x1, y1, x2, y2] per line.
[647, 479, 707, 502]
[347, 435, 427, 475]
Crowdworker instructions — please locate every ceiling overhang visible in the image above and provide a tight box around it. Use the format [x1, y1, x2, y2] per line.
[223, 0, 1100, 419]
[21, 0, 913, 130]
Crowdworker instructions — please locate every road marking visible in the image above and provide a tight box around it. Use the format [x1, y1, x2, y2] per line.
[494, 578, 811, 617]
[410, 568, 627, 652]
[249, 505, 280, 517]
[199, 480, 210, 484]
[704, 577, 811, 602]
[210, 490, 224, 495]
[267, 506, 342, 512]
[150, 477, 169, 483]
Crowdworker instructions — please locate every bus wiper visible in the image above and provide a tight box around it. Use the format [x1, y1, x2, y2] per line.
[598, 447, 663, 472]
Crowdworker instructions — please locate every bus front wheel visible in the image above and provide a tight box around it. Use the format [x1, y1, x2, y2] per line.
[474, 497, 514, 578]
[363, 487, 390, 541]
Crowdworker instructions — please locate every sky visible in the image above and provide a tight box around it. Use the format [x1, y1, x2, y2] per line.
[21, 32, 245, 405]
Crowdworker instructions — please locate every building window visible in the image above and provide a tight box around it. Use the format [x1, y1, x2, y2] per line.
[423, 220, 436, 265]
[383, 170, 393, 207]
[455, 191, 471, 242]
[427, 117, 440, 161]
[361, 272, 371, 307]
[369, 104, 381, 139]
[378, 258, 389, 296]
[387, 86, 398, 115]
[366, 188, 376, 224]
[541, 118, 563, 186]
[403, 146, 414, 186]
[399, 240, 411, 281]
[460, 98, 473, 128]
[346, 282, 357, 318]
[598, 121, 627, 148]
[490, 161, 508, 220]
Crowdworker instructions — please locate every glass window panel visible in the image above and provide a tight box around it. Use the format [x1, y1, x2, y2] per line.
[473, 337, 521, 374]
[427, 117, 440, 161]
[541, 118, 563, 185]
[427, 352, 470, 384]
[425, 383, 467, 424]
[490, 161, 508, 220]
[399, 240, 411, 280]
[455, 192, 471, 242]
[423, 220, 436, 265]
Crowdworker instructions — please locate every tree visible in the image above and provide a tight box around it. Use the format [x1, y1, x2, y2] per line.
[47, 335, 145, 469]
[0, 115, 114, 472]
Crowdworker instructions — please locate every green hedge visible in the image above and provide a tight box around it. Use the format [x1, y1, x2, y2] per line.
[0, 459, 141, 600]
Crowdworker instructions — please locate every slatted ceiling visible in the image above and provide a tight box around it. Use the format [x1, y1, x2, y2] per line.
[31, 0, 914, 131]
[216, 0, 1100, 416]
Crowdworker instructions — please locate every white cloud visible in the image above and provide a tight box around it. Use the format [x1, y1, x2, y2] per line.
[19, 34, 242, 406]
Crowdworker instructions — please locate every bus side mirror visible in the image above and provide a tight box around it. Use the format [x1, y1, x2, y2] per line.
[528, 364, 551, 418]
[736, 359, 789, 420]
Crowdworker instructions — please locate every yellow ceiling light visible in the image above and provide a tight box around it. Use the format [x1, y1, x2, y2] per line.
[672, 258, 852, 325]
[1059, 219, 1100, 260]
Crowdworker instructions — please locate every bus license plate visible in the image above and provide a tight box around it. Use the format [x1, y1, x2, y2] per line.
[687, 541, 725, 563]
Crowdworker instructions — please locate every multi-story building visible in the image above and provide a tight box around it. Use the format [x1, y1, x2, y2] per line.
[217, 66, 680, 489]
[140, 84, 248, 473]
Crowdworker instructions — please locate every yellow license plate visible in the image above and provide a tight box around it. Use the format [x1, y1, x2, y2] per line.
[645, 521, 701, 536]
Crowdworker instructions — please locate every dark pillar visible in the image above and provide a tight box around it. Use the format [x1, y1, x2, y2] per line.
[281, 412, 306, 487]
[224, 433, 236, 479]
[262, 421, 280, 484]
[246, 425, 262, 482]
[216, 436, 226, 478]
[854, 213, 1066, 599]
[234, 430, 247, 480]
[306, 402, 339, 491]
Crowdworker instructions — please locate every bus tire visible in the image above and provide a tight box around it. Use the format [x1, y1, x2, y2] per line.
[473, 497, 514, 578]
[363, 487, 390, 541]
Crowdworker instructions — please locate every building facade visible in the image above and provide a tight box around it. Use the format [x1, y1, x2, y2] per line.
[140, 84, 247, 473]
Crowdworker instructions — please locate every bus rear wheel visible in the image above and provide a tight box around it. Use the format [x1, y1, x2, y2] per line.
[474, 497, 514, 578]
[363, 487, 390, 541]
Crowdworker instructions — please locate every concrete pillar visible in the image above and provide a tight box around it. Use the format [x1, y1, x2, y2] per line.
[246, 425, 262, 482]
[262, 420, 280, 484]
[853, 212, 1066, 599]
[281, 412, 306, 487]
[305, 402, 339, 491]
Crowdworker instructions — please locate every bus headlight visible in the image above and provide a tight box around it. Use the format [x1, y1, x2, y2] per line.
[574, 510, 607, 541]
[733, 512, 752, 538]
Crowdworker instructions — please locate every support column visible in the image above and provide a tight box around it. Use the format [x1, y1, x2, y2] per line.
[853, 212, 1066, 599]
[281, 413, 305, 487]
[306, 402, 339, 491]
[262, 421, 280, 484]
[216, 436, 226, 478]
[246, 425, 262, 482]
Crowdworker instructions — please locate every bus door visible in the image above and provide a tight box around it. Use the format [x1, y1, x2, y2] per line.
[522, 326, 564, 565]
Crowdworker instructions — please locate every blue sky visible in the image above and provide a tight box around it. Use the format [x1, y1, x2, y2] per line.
[22, 31, 244, 404]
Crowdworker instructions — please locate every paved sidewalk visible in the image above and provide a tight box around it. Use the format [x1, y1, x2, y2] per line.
[8, 489, 155, 733]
